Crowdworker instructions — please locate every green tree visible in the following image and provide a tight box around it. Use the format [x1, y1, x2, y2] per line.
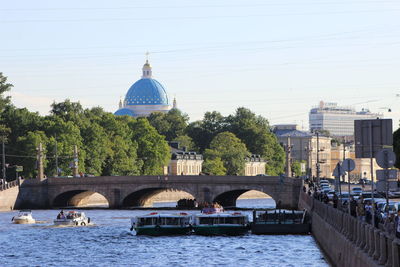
[1, 107, 44, 145]
[186, 111, 225, 152]
[291, 160, 306, 177]
[202, 157, 226, 175]
[172, 135, 195, 151]
[0, 73, 12, 112]
[95, 113, 140, 176]
[50, 99, 87, 127]
[204, 132, 250, 175]
[80, 122, 110, 176]
[147, 109, 189, 141]
[16, 131, 49, 178]
[225, 107, 285, 175]
[129, 118, 170, 175]
[43, 117, 85, 176]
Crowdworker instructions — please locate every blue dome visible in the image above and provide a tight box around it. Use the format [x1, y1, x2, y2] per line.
[125, 78, 169, 106]
[114, 108, 138, 116]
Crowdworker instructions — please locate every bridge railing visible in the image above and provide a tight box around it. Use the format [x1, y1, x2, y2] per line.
[301, 191, 400, 266]
[0, 180, 19, 191]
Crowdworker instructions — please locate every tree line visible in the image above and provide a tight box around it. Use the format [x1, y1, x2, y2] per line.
[2, 72, 350, 179]
[147, 108, 286, 176]
[0, 73, 170, 179]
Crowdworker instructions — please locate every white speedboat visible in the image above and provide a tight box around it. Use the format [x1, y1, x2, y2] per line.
[54, 211, 90, 226]
[12, 210, 36, 224]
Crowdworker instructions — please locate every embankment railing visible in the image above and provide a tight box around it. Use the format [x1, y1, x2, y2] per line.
[0, 180, 19, 192]
[301, 191, 400, 267]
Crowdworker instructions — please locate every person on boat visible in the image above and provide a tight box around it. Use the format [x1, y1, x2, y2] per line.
[57, 210, 65, 219]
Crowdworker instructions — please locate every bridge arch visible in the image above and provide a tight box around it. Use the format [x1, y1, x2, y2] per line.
[213, 187, 280, 208]
[52, 190, 110, 208]
[122, 187, 197, 207]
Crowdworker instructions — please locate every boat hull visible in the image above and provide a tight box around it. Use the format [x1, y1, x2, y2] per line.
[54, 219, 89, 226]
[13, 218, 35, 224]
[134, 226, 191, 236]
[193, 225, 249, 236]
[251, 223, 311, 235]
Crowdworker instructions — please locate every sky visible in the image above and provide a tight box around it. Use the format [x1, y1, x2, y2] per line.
[1, 0, 400, 131]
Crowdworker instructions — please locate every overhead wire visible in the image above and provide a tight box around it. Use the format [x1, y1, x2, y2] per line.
[1, 8, 400, 23]
[1, 1, 399, 12]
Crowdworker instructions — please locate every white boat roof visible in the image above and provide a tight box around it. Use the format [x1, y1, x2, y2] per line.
[195, 212, 247, 217]
[264, 210, 304, 214]
[136, 213, 191, 218]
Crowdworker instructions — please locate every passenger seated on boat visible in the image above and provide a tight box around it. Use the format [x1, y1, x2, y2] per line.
[57, 211, 65, 219]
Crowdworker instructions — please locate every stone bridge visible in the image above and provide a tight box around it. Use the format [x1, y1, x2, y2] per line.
[17, 175, 302, 209]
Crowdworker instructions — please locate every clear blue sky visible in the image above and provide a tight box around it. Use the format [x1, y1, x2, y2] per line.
[1, 0, 399, 130]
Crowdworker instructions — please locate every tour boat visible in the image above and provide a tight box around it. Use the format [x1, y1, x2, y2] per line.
[192, 211, 249, 236]
[54, 211, 91, 226]
[130, 212, 192, 236]
[12, 210, 36, 224]
[251, 209, 311, 235]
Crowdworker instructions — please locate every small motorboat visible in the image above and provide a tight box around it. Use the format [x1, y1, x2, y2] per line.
[12, 210, 36, 224]
[131, 212, 192, 236]
[54, 211, 90, 226]
[192, 210, 249, 236]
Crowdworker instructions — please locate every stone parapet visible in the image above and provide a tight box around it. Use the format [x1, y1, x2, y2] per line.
[300, 191, 400, 267]
[0, 185, 19, 211]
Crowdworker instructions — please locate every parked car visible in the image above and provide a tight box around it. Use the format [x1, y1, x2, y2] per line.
[351, 187, 363, 196]
[321, 184, 331, 190]
[363, 198, 386, 205]
[381, 202, 400, 219]
[361, 192, 384, 199]
[327, 190, 336, 201]
[359, 178, 372, 185]
[339, 192, 350, 204]
[377, 200, 392, 213]
[322, 188, 331, 194]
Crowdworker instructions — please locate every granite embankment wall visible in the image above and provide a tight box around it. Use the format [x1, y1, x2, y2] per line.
[299, 191, 400, 267]
[0, 181, 19, 211]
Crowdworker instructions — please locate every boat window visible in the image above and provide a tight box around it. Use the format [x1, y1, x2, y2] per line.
[152, 218, 159, 225]
[165, 217, 179, 225]
[215, 217, 224, 224]
[225, 217, 243, 224]
[138, 217, 154, 226]
[199, 217, 214, 225]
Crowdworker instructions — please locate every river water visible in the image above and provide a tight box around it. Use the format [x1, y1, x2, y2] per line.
[0, 199, 329, 267]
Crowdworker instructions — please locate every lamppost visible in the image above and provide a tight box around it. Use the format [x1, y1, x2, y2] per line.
[316, 132, 321, 181]
[305, 142, 312, 180]
[284, 137, 293, 177]
[1, 135, 6, 185]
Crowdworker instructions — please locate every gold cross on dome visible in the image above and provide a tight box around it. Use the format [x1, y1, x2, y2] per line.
[145, 51, 150, 61]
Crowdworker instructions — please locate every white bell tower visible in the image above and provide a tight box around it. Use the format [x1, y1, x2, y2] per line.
[142, 52, 152, 78]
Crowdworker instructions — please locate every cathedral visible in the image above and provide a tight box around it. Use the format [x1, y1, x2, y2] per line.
[114, 60, 176, 117]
